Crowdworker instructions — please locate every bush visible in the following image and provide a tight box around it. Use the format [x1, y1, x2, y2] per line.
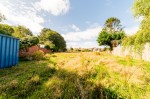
[0, 29, 11, 36]
[20, 36, 39, 50]
[32, 50, 44, 61]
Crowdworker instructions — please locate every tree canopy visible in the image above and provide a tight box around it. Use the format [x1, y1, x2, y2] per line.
[133, 0, 150, 17]
[39, 28, 66, 52]
[13, 26, 33, 38]
[0, 24, 14, 35]
[104, 17, 123, 32]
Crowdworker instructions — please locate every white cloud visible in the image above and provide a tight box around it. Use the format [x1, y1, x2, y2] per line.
[124, 26, 139, 35]
[0, 0, 44, 34]
[0, 0, 70, 34]
[69, 24, 80, 32]
[62, 25, 102, 48]
[63, 26, 102, 42]
[34, 0, 70, 16]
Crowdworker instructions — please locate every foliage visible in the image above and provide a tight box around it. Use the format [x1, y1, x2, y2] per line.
[97, 17, 126, 50]
[44, 41, 55, 50]
[20, 36, 39, 50]
[104, 17, 123, 32]
[97, 30, 126, 50]
[32, 50, 44, 61]
[39, 28, 51, 41]
[0, 29, 11, 36]
[46, 31, 66, 52]
[132, 0, 150, 17]
[0, 24, 14, 35]
[28, 36, 39, 46]
[97, 30, 112, 46]
[13, 26, 33, 38]
[39, 28, 66, 52]
[122, 0, 150, 55]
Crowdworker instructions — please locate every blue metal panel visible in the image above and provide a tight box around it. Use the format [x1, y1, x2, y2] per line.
[1, 36, 6, 68]
[0, 34, 19, 68]
[9, 38, 13, 66]
[12, 38, 16, 65]
[0, 36, 2, 68]
[6, 37, 10, 66]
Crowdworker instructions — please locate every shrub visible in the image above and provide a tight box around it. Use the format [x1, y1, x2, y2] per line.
[32, 50, 44, 61]
[0, 29, 11, 36]
[20, 36, 39, 50]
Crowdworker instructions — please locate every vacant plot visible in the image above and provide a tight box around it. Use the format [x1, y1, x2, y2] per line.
[0, 52, 150, 99]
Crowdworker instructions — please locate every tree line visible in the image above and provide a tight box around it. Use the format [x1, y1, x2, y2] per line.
[0, 17, 66, 52]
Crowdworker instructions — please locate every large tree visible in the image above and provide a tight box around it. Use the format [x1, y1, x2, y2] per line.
[131, 0, 150, 45]
[97, 17, 125, 50]
[39, 28, 51, 41]
[39, 28, 66, 52]
[13, 26, 33, 38]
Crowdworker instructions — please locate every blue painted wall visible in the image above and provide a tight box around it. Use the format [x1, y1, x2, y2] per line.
[0, 34, 19, 68]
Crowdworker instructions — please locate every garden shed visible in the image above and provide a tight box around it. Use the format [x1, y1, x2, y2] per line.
[0, 34, 19, 68]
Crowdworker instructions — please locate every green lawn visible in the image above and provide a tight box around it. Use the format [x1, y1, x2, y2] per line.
[0, 52, 150, 99]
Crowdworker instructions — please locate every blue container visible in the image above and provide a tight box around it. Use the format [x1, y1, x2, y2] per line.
[0, 34, 19, 68]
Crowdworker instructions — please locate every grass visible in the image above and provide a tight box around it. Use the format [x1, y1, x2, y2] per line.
[0, 52, 150, 99]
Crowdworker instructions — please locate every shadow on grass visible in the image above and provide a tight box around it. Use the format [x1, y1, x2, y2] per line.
[0, 60, 123, 99]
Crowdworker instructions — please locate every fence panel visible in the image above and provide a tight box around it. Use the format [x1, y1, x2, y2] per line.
[0, 34, 19, 68]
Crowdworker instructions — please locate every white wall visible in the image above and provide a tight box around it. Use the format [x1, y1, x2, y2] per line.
[112, 43, 150, 61]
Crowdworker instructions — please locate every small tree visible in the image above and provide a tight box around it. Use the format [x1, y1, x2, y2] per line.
[97, 17, 126, 50]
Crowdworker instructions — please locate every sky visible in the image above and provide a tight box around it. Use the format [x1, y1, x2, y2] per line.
[0, 0, 140, 48]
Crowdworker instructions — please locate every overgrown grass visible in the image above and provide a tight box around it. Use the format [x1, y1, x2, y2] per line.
[0, 52, 150, 99]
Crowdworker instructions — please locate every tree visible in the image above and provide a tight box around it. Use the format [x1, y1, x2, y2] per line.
[0, 29, 11, 36]
[39, 28, 51, 41]
[97, 30, 112, 47]
[0, 24, 14, 35]
[13, 26, 33, 38]
[97, 17, 126, 50]
[39, 28, 66, 52]
[133, 0, 150, 17]
[44, 41, 55, 50]
[104, 17, 123, 32]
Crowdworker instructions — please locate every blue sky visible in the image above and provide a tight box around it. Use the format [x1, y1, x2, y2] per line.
[0, 0, 140, 48]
